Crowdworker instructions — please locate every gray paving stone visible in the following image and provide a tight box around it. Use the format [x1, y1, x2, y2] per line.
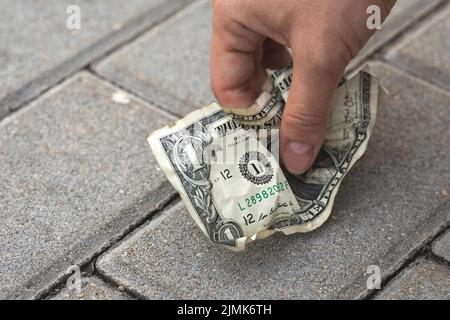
[51, 276, 132, 300]
[0, 72, 176, 299]
[0, 0, 192, 119]
[97, 62, 450, 299]
[94, 0, 214, 116]
[348, 0, 442, 71]
[385, 5, 450, 92]
[375, 258, 450, 300]
[432, 230, 450, 262]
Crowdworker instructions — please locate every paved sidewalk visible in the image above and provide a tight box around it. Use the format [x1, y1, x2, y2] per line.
[0, 0, 449, 299]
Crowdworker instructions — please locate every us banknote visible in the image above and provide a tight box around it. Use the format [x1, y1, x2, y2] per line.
[148, 65, 382, 251]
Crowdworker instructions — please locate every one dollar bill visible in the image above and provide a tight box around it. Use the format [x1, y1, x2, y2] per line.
[148, 65, 382, 251]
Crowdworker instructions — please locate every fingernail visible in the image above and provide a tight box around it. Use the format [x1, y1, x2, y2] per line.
[283, 141, 313, 175]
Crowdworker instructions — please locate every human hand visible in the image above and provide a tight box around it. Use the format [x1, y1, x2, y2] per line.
[210, 0, 395, 174]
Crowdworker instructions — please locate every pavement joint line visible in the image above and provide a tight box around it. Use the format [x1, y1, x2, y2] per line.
[85, 68, 179, 120]
[94, 200, 184, 301]
[377, 0, 450, 58]
[88, 68, 184, 119]
[96, 262, 160, 300]
[0, 0, 198, 123]
[372, 58, 450, 97]
[347, 0, 448, 75]
[95, 267, 155, 300]
[0, 67, 79, 127]
[0, 67, 178, 128]
[363, 214, 450, 300]
[36, 192, 181, 300]
[428, 250, 450, 269]
[429, 230, 450, 268]
[95, 268, 156, 300]
[44, 260, 140, 300]
[90, 269, 140, 300]
[370, 253, 450, 300]
[87, 0, 199, 68]
[90, 0, 209, 70]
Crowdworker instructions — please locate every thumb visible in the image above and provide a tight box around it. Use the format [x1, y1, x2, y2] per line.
[280, 50, 345, 174]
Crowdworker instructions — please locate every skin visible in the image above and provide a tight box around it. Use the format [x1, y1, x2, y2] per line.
[210, 0, 396, 174]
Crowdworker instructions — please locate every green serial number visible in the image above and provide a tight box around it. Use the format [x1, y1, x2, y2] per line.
[238, 181, 289, 212]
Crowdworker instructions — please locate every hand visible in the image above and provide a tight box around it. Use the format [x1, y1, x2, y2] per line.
[211, 0, 396, 174]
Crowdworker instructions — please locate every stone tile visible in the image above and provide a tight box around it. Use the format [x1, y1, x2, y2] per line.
[348, 0, 442, 71]
[0, 72, 176, 299]
[385, 5, 450, 92]
[94, 0, 214, 116]
[0, 0, 191, 119]
[97, 62, 450, 299]
[432, 229, 450, 262]
[375, 258, 450, 300]
[51, 276, 132, 300]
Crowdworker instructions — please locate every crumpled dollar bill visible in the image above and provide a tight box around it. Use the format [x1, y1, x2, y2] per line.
[148, 64, 383, 251]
